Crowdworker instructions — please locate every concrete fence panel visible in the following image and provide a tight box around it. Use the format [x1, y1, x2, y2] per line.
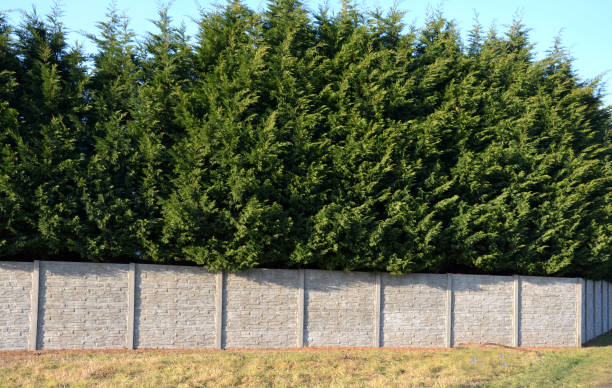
[520, 276, 578, 347]
[586, 280, 594, 341]
[223, 269, 299, 349]
[304, 270, 375, 347]
[606, 282, 612, 332]
[604, 282, 608, 333]
[452, 274, 514, 347]
[380, 273, 446, 348]
[0, 262, 32, 350]
[134, 264, 216, 349]
[595, 281, 602, 337]
[608, 282, 611, 333]
[37, 261, 129, 350]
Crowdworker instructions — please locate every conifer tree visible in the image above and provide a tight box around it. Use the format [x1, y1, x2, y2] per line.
[163, 1, 290, 269]
[132, 7, 192, 261]
[79, 5, 145, 259]
[0, 8, 88, 258]
[0, 13, 23, 256]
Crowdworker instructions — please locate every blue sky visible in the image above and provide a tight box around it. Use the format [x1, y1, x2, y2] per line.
[2, 0, 611, 105]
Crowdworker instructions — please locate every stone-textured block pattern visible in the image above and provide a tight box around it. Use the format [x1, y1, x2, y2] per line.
[305, 270, 374, 347]
[38, 261, 128, 349]
[223, 269, 298, 349]
[135, 264, 216, 349]
[0, 262, 32, 350]
[381, 274, 446, 347]
[453, 275, 514, 346]
[0, 260, 592, 350]
[521, 276, 577, 347]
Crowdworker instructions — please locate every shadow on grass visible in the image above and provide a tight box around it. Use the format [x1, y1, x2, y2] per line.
[584, 331, 612, 347]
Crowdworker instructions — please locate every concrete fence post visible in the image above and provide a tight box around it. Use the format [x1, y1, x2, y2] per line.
[127, 263, 135, 349]
[513, 275, 520, 347]
[215, 271, 224, 349]
[576, 278, 584, 347]
[28, 260, 40, 351]
[445, 274, 453, 348]
[297, 269, 305, 347]
[373, 273, 381, 347]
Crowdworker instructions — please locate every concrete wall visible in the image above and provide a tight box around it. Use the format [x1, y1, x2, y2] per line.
[0, 262, 32, 350]
[0, 260, 610, 350]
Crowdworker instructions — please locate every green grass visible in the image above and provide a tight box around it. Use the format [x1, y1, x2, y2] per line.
[1, 333, 611, 387]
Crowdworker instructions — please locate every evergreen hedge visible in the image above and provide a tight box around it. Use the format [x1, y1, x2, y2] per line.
[0, 1, 610, 279]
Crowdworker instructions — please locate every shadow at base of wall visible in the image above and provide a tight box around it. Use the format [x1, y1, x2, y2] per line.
[584, 331, 612, 347]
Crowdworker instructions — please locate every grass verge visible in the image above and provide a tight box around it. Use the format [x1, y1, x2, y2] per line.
[1, 333, 611, 387]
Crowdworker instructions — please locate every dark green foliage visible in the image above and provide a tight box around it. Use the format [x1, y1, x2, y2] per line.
[0, 2, 610, 279]
[0, 8, 89, 258]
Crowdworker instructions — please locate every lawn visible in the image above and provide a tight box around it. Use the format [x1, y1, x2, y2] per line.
[1, 333, 611, 387]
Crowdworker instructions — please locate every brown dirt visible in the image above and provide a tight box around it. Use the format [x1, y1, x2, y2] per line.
[0, 342, 575, 358]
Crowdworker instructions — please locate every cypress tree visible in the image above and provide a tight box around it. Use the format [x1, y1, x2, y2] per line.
[0, 8, 89, 259]
[132, 6, 192, 261]
[0, 13, 23, 256]
[79, 5, 144, 260]
[163, 1, 285, 270]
